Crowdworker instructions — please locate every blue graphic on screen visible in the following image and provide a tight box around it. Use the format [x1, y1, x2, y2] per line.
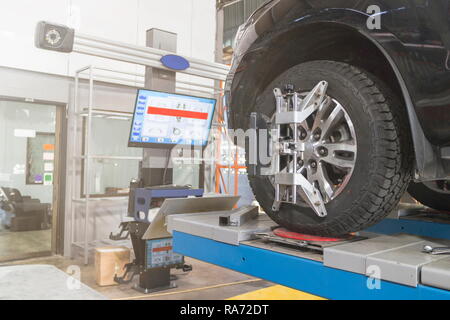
[130, 89, 216, 147]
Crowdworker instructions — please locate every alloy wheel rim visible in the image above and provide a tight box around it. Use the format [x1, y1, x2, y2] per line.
[272, 94, 357, 205]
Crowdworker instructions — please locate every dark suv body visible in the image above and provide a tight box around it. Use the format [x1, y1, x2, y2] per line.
[225, 0, 450, 236]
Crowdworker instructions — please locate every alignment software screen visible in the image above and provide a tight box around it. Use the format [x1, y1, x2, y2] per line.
[129, 89, 216, 147]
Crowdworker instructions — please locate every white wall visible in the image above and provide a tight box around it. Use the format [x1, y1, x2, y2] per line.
[0, 0, 217, 77]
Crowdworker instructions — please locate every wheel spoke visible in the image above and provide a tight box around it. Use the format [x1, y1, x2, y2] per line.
[321, 154, 355, 169]
[322, 141, 357, 154]
[311, 163, 334, 201]
[320, 103, 345, 139]
[311, 97, 332, 132]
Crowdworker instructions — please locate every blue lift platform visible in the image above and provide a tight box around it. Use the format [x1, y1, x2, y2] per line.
[166, 197, 450, 300]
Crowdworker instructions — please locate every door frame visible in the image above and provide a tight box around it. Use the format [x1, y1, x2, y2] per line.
[0, 95, 67, 260]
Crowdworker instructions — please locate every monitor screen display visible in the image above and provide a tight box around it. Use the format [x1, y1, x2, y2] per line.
[129, 89, 216, 148]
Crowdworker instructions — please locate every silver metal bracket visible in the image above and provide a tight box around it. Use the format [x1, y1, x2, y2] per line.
[219, 205, 259, 227]
[271, 82, 328, 218]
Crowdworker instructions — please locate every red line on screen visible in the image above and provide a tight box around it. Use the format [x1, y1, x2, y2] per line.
[148, 106, 208, 120]
[152, 246, 173, 252]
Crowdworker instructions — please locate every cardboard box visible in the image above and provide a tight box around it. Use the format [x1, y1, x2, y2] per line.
[95, 246, 131, 286]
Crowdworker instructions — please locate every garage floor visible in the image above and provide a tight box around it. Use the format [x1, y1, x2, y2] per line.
[0, 229, 51, 262]
[1, 255, 289, 300]
[0, 201, 421, 300]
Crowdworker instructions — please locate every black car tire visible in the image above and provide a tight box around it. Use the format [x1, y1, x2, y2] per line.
[408, 182, 450, 212]
[239, 60, 413, 236]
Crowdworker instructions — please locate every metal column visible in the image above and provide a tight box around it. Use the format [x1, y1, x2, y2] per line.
[141, 29, 178, 187]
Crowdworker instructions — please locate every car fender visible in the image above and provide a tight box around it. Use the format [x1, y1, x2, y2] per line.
[227, 2, 446, 180]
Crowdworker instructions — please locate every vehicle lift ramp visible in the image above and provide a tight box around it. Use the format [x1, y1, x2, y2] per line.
[162, 196, 450, 300]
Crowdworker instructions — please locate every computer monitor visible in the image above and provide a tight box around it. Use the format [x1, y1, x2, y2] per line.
[129, 89, 217, 148]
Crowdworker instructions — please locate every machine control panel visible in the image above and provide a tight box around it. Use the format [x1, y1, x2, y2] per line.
[145, 238, 183, 269]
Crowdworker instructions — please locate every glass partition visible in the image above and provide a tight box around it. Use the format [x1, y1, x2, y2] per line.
[0, 100, 57, 261]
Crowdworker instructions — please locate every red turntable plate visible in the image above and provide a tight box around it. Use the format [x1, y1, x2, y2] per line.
[273, 228, 351, 242]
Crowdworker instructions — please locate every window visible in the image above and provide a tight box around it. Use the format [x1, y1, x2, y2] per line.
[0, 99, 61, 261]
[222, 0, 268, 49]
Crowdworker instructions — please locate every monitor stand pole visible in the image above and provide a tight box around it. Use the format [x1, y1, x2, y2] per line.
[141, 28, 178, 187]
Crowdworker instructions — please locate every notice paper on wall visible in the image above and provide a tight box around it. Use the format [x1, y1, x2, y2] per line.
[43, 144, 55, 151]
[43, 172, 53, 186]
[44, 162, 54, 172]
[35, 174, 43, 184]
[43, 152, 54, 161]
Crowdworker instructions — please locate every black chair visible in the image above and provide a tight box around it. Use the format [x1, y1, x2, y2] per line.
[0, 187, 50, 232]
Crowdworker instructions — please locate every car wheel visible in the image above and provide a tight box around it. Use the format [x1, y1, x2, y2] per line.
[408, 181, 450, 212]
[239, 60, 413, 236]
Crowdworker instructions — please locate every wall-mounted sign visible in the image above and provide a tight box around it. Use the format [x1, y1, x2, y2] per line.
[160, 54, 190, 71]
